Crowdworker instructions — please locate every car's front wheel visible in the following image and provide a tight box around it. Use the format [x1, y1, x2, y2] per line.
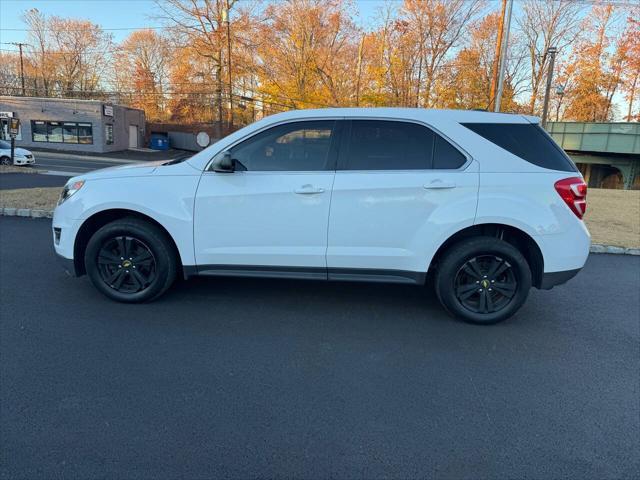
[1, 156, 12, 166]
[434, 237, 532, 324]
[84, 217, 177, 302]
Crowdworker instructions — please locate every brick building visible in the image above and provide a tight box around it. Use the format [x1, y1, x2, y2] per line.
[0, 96, 145, 153]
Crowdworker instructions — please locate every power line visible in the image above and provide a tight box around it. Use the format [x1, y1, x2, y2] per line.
[0, 87, 297, 111]
[0, 25, 184, 32]
[0, 47, 124, 55]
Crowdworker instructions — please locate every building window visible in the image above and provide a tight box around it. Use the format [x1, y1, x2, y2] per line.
[105, 124, 113, 145]
[63, 122, 79, 143]
[32, 121, 93, 144]
[32, 121, 47, 142]
[78, 123, 93, 144]
[47, 121, 63, 142]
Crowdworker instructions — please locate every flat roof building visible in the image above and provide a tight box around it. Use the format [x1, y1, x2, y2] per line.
[0, 96, 145, 153]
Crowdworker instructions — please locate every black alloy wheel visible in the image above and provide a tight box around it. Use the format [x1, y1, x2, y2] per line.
[454, 255, 517, 315]
[97, 236, 156, 294]
[434, 236, 532, 324]
[84, 217, 177, 303]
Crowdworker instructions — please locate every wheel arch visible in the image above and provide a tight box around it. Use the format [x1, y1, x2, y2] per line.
[73, 208, 183, 276]
[427, 223, 545, 288]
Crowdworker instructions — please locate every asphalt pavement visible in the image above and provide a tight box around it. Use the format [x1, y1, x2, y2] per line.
[1, 216, 638, 479]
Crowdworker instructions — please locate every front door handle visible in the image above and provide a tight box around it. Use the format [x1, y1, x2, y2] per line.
[424, 180, 456, 189]
[294, 184, 325, 195]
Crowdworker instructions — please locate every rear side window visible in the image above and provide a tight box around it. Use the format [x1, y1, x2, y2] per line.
[344, 120, 435, 170]
[461, 123, 577, 172]
[342, 120, 467, 170]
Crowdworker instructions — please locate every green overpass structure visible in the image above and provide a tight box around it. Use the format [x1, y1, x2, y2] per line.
[546, 122, 640, 190]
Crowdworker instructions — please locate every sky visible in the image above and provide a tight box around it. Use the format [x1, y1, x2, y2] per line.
[0, 0, 395, 46]
[0, 0, 630, 118]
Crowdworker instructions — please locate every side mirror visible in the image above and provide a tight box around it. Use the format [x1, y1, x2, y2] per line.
[213, 151, 235, 173]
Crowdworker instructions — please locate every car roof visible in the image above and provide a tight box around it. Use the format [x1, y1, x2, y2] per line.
[260, 108, 539, 125]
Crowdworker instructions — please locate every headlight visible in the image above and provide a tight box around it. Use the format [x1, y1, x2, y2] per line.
[58, 180, 85, 205]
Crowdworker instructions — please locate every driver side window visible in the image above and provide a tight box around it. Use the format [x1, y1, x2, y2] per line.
[229, 120, 336, 172]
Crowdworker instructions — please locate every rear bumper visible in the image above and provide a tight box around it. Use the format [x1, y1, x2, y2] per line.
[539, 268, 581, 290]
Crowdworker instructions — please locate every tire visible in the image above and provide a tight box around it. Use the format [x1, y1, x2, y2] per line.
[84, 217, 177, 303]
[434, 236, 532, 325]
[1, 156, 12, 166]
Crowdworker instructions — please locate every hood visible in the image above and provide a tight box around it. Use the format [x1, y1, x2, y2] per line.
[77, 159, 169, 181]
[14, 148, 32, 156]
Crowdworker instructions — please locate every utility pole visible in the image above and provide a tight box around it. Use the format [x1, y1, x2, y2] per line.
[541, 46, 558, 128]
[488, 0, 508, 111]
[223, 0, 233, 129]
[494, 0, 513, 112]
[216, 60, 223, 139]
[9, 42, 28, 96]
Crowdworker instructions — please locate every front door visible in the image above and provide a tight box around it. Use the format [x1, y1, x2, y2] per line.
[194, 120, 340, 275]
[128, 125, 138, 148]
[327, 119, 479, 281]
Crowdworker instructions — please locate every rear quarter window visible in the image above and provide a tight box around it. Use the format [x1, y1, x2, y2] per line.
[461, 123, 577, 172]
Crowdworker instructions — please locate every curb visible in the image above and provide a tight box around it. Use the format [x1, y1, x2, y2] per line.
[1, 207, 53, 219]
[589, 244, 640, 256]
[0, 209, 638, 256]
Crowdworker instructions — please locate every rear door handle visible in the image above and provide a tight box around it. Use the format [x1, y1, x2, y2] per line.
[294, 185, 325, 195]
[424, 180, 456, 189]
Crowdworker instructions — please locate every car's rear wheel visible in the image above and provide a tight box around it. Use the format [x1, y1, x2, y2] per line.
[84, 218, 177, 302]
[435, 237, 531, 324]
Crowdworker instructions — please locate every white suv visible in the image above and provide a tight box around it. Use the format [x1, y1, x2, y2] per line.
[53, 109, 590, 324]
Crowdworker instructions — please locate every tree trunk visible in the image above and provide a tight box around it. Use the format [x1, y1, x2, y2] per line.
[626, 74, 637, 121]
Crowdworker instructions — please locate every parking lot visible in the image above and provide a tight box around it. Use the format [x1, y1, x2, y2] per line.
[1, 216, 638, 479]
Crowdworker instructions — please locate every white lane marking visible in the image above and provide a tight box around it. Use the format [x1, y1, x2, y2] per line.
[41, 170, 81, 176]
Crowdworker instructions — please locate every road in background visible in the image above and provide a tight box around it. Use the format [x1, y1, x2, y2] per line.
[0, 172, 69, 189]
[1, 216, 638, 479]
[28, 149, 192, 176]
[34, 153, 135, 176]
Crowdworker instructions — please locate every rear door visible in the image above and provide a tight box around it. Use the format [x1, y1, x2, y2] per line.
[327, 119, 479, 282]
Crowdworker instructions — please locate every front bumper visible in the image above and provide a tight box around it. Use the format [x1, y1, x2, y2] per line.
[539, 268, 582, 290]
[56, 251, 79, 277]
[14, 157, 35, 165]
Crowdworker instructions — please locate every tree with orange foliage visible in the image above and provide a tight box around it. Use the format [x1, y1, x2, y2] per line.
[517, 0, 583, 115]
[619, 10, 640, 121]
[255, 0, 358, 109]
[112, 30, 171, 121]
[0, 52, 23, 96]
[22, 8, 113, 98]
[562, 4, 626, 122]
[436, 11, 526, 112]
[401, 0, 483, 108]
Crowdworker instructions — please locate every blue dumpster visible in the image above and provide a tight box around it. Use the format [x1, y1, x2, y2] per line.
[150, 134, 169, 151]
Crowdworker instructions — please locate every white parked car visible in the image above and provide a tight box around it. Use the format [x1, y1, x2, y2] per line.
[53, 108, 590, 324]
[0, 140, 36, 166]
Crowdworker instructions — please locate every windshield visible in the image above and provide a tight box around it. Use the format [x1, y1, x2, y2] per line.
[0, 140, 10, 149]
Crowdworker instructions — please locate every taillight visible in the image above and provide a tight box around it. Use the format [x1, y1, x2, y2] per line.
[554, 177, 587, 219]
